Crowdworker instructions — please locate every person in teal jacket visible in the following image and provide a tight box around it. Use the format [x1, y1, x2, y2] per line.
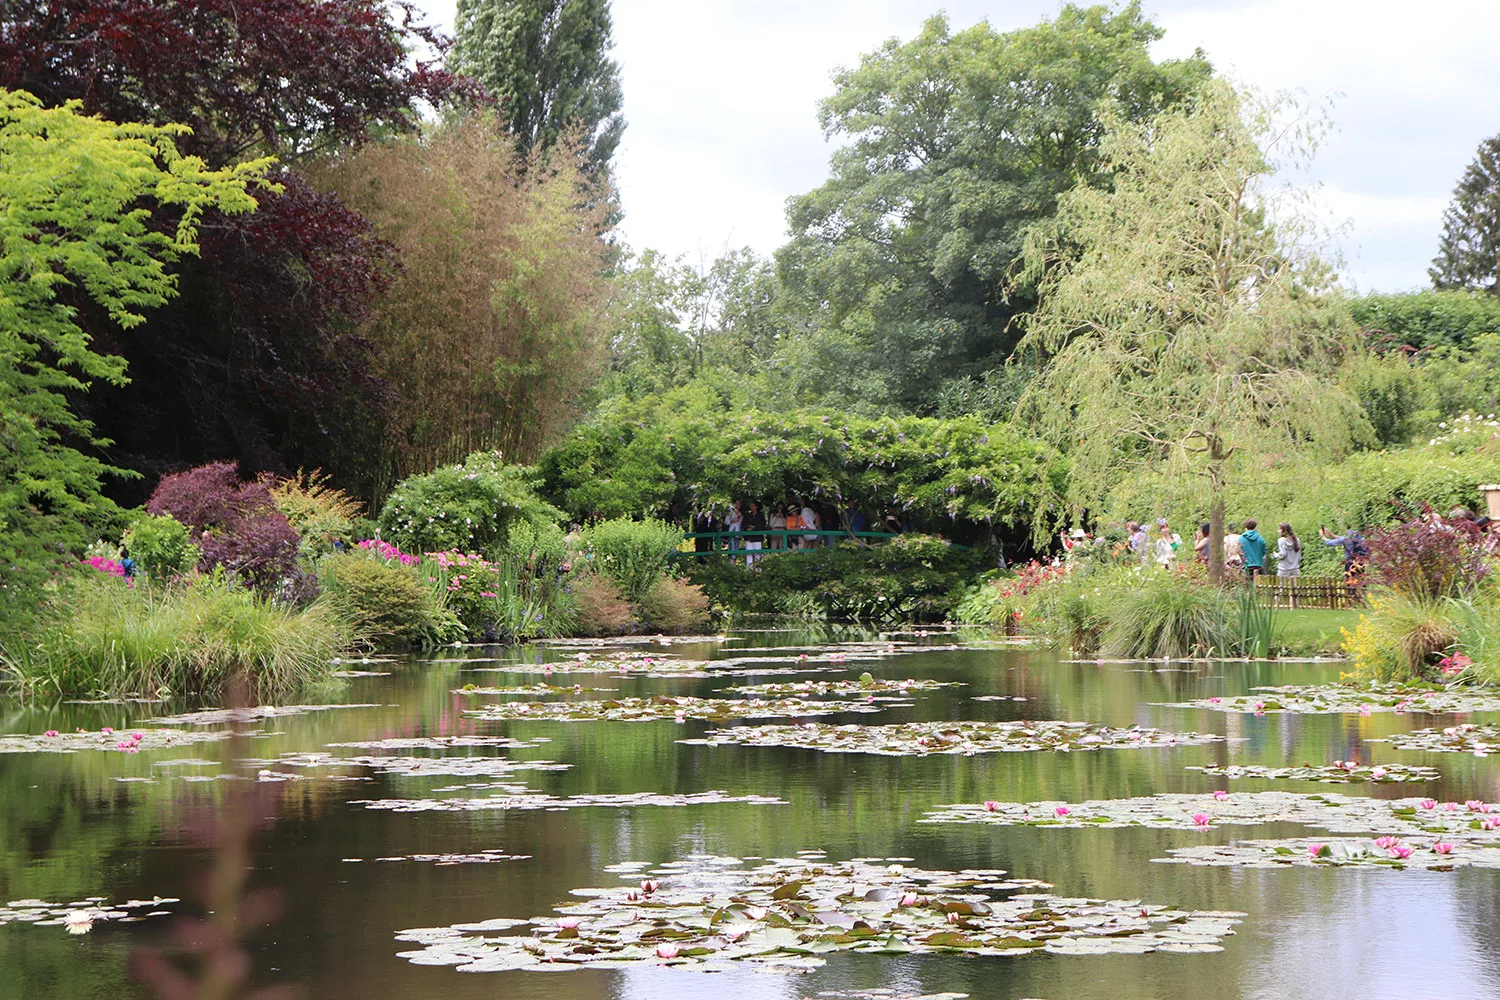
[1238, 519, 1267, 580]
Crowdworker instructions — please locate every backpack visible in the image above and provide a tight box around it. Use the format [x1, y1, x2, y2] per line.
[1350, 534, 1370, 559]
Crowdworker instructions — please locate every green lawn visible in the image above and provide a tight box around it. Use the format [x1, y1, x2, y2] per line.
[1272, 607, 1361, 655]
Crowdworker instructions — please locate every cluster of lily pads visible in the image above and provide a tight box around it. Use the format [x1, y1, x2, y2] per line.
[465, 695, 886, 723]
[681, 721, 1223, 756]
[1158, 836, 1500, 871]
[327, 736, 549, 751]
[1376, 724, 1500, 755]
[342, 850, 529, 866]
[392, 853, 1243, 972]
[0, 729, 233, 755]
[1158, 682, 1500, 715]
[922, 791, 1500, 838]
[354, 789, 787, 814]
[240, 752, 571, 779]
[454, 683, 616, 696]
[0, 896, 178, 935]
[1184, 762, 1440, 784]
[150, 704, 383, 726]
[721, 677, 962, 698]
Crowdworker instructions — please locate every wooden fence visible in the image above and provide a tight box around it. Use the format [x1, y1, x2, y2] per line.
[1253, 575, 1365, 610]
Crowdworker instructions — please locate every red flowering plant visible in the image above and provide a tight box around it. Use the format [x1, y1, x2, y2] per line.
[1366, 507, 1491, 600]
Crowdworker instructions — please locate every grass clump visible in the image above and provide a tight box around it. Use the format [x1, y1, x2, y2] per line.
[2, 573, 363, 699]
[1102, 573, 1233, 659]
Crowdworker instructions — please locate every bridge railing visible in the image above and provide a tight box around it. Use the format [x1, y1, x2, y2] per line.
[672, 530, 959, 558]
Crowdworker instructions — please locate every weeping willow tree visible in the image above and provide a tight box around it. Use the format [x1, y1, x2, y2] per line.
[1018, 81, 1370, 582]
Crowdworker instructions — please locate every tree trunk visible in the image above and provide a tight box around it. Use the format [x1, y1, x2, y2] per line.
[1208, 491, 1225, 586]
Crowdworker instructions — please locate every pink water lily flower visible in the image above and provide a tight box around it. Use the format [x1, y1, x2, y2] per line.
[557, 917, 581, 930]
[1208, 697, 1222, 704]
[1374, 836, 1401, 850]
[640, 879, 658, 894]
[1466, 800, 1487, 812]
[1371, 767, 1388, 780]
[101, 727, 114, 734]
[899, 892, 919, 907]
[1213, 790, 1228, 802]
[1420, 799, 1437, 810]
[744, 905, 769, 920]
[655, 943, 680, 959]
[1054, 806, 1070, 817]
[1359, 705, 1373, 717]
[1433, 842, 1455, 855]
[1444, 801, 1460, 810]
[44, 730, 59, 738]
[1388, 844, 1413, 859]
[983, 800, 1000, 812]
[1482, 817, 1500, 831]
[1308, 843, 1329, 858]
[1191, 813, 1211, 827]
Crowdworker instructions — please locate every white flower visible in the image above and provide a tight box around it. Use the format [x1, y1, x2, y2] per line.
[63, 911, 95, 935]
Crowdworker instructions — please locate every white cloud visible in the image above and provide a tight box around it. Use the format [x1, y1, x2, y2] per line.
[412, 0, 1500, 290]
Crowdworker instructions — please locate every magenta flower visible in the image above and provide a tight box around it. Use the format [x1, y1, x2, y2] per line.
[983, 800, 1000, 812]
[1466, 800, 1486, 811]
[1374, 836, 1400, 850]
[1213, 790, 1228, 801]
[1420, 799, 1437, 810]
[1191, 813, 1211, 827]
[1433, 842, 1455, 855]
[1054, 806, 1070, 817]
[1371, 767, 1388, 780]
[44, 730, 59, 738]
[1359, 704, 1373, 717]
[101, 727, 114, 735]
[655, 943, 679, 959]
[1208, 696, 1222, 704]
[1388, 844, 1413, 859]
[1308, 843, 1329, 858]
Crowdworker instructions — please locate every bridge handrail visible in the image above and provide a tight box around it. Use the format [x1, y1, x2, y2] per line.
[671, 529, 966, 557]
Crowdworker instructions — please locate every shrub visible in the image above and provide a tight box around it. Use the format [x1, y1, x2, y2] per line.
[6, 573, 360, 699]
[1367, 510, 1490, 599]
[321, 552, 459, 647]
[1102, 574, 1233, 659]
[124, 513, 198, 583]
[585, 518, 683, 600]
[377, 451, 563, 555]
[637, 576, 712, 634]
[147, 463, 301, 593]
[1342, 594, 1457, 682]
[270, 469, 364, 556]
[570, 573, 635, 636]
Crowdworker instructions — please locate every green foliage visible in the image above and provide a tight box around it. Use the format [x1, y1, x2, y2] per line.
[1352, 290, 1500, 350]
[585, 518, 683, 600]
[1342, 350, 1428, 446]
[451, 0, 624, 174]
[1020, 81, 1367, 574]
[320, 552, 460, 647]
[569, 572, 635, 636]
[1430, 135, 1500, 293]
[1236, 586, 1278, 659]
[123, 513, 198, 583]
[1101, 573, 1234, 659]
[0, 90, 269, 615]
[270, 469, 364, 557]
[1342, 594, 1456, 683]
[540, 387, 1064, 540]
[636, 576, 712, 634]
[4, 573, 358, 699]
[687, 536, 989, 623]
[377, 451, 564, 554]
[776, 3, 1211, 411]
[1445, 595, 1500, 685]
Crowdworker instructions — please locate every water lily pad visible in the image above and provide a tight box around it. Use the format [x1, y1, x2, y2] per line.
[1157, 836, 1500, 871]
[721, 679, 962, 698]
[150, 704, 384, 726]
[343, 850, 530, 865]
[465, 695, 886, 723]
[0, 895, 178, 934]
[353, 789, 787, 813]
[239, 752, 571, 779]
[1184, 763, 1440, 783]
[391, 853, 1241, 972]
[681, 721, 1224, 756]
[0, 729, 235, 755]
[326, 736, 550, 750]
[453, 683, 617, 696]
[1156, 682, 1500, 715]
[922, 791, 1500, 837]
[1376, 723, 1500, 755]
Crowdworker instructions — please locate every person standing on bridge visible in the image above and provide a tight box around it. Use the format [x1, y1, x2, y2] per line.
[743, 502, 767, 566]
[800, 501, 820, 549]
[769, 504, 787, 550]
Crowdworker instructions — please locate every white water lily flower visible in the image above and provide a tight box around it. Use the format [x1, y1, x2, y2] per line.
[63, 911, 95, 935]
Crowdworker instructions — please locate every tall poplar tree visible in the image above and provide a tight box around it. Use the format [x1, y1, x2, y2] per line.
[451, 0, 625, 175]
[1431, 135, 1500, 294]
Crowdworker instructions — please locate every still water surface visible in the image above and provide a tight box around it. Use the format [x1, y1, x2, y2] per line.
[2, 631, 1496, 1000]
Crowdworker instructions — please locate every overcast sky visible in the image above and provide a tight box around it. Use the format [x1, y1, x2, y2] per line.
[413, 0, 1500, 293]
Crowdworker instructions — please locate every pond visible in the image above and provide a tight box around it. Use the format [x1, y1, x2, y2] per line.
[2, 630, 1497, 1000]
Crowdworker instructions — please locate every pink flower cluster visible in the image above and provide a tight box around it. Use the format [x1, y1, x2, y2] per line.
[1439, 653, 1473, 677]
[358, 539, 419, 566]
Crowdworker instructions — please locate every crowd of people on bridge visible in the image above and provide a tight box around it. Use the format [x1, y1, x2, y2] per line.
[686, 499, 908, 565]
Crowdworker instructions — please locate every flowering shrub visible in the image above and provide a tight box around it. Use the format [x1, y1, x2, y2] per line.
[84, 556, 131, 581]
[376, 451, 563, 555]
[1366, 509, 1490, 600]
[584, 518, 684, 601]
[1341, 594, 1457, 682]
[147, 463, 300, 593]
[124, 513, 198, 582]
[321, 552, 460, 647]
[358, 539, 419, 566]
